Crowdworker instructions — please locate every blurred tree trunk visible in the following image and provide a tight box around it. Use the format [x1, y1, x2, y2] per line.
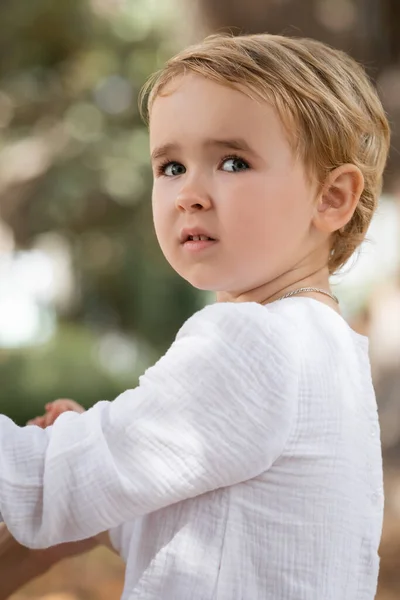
[195, 0, 383, 62]
[382, 0, 400, 62]
[194, 0, 400, 187]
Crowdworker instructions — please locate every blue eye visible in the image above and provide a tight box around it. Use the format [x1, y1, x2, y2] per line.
[221, 156, 250, 172]
[161, 162, 186, 177]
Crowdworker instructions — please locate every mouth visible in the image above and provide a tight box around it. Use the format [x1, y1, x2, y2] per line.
[185, 234, 216, 242]
[179, 228, 217, 244]
[179, 230, 218, 253]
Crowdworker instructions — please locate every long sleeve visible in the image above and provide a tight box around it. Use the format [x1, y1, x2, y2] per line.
[0, 302, 299, 549]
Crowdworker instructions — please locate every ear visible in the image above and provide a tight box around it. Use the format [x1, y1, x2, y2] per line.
[313, 164, 364, 234]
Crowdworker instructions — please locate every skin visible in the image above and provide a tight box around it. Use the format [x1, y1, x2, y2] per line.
[0, 522, 99, 600]
[27, 398, 85, 427]
[150, 74, 365, 314]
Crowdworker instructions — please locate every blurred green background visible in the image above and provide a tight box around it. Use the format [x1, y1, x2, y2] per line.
[0, 0, 206, 424]
[1, 1, 400, 598]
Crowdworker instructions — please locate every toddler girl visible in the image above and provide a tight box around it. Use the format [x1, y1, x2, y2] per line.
[0, 33, 390, 599]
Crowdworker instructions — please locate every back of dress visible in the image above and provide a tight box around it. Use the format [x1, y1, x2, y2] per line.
[249, 297, 384, 599]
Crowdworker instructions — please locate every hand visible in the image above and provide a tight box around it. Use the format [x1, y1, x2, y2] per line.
[27, 398, 85, 428]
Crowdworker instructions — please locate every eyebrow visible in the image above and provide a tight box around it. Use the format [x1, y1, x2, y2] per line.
[150, 138, 256, 162]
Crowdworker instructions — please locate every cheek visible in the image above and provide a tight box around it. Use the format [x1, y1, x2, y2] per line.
[223, 175, 311, 253]
[222, 175, 279, 230]
[152, 184, 173, 241]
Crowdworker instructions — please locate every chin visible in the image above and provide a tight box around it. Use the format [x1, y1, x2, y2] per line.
[177, 266, 224, 292]
[183, 275, 221, 292]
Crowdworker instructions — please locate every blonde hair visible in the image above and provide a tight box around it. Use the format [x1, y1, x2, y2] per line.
[140, 34, 390, 274]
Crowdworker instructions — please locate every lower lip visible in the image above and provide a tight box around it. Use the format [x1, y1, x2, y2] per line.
[182, 239, 218, 252]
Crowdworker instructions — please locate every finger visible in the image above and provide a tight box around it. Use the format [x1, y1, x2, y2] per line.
[44, 406, 68, 425]
[43, 412, 60, 426]
[52, 399, 85, 414]
[68, 400, 86, 413]
[46, 399, 72, 412]
[27, 416, 46, 428]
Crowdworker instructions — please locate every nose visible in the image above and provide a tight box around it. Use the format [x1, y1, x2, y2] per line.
[175, 180, 212, 213]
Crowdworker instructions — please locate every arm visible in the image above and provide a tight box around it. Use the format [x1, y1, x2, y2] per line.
[95, 530, 118, 554]
[0, 524, 111, 600]
[0, 302, 299, 549]
[0, 523, 47, 600]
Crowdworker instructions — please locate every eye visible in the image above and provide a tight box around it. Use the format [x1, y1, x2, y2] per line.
[220, 156, 250, 173]
[159, 161, 186, 177]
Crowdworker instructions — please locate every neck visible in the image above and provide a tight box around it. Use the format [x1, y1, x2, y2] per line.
[216, 264, 337, 308]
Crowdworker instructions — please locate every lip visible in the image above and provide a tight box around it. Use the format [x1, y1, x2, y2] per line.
[179, 227, 217, 244]
[182, 238, 218, 253]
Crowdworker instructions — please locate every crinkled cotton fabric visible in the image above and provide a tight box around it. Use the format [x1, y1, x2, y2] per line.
[0, 298, 383, 599]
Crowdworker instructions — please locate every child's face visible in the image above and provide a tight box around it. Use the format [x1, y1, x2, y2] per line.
[149, 74, 323, 295]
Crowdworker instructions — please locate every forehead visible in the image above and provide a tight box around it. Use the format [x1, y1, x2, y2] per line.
[149, 74, 287, 152]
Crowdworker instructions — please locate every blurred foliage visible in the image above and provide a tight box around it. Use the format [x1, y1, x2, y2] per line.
[0, 0, 205, 422]
[0, 324, 148, 424]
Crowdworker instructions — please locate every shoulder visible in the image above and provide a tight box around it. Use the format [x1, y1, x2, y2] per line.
[179, 300, 298, 337]
[177, 301, 301, 366]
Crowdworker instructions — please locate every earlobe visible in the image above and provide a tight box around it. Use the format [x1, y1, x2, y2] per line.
[314, 164, 364, 233]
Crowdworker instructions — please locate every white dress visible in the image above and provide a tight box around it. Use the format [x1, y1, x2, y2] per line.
[0, 298, 383, 599]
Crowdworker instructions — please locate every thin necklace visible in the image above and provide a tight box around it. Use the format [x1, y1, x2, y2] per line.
[272, 287, 339, 304]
